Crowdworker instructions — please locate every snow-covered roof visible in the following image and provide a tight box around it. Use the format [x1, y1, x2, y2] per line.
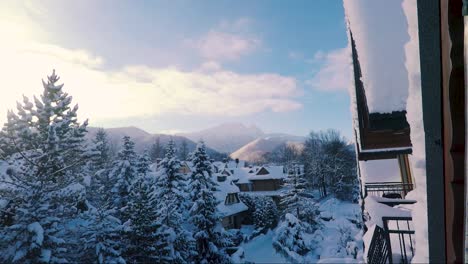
[240, 189, 287, 197]
[212, 161, 225, 172]
[250, 166, 285, 180]
[217, 201, 248, 218]
[212, 173, 248, 217]
[343, 0, 409, 114]
[228, 165, 286, 184]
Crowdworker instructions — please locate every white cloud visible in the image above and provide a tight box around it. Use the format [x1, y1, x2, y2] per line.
[188, 18, 261, 61]
[198, 61, 222, 72]
[0, 39, 301, 126]
[307, 48, 351, 92]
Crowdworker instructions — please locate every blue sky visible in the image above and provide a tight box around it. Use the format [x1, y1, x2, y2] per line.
[0, 0, 352, 138]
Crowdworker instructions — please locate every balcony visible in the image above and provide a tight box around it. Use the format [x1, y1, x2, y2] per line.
[367, 216, 415, 264]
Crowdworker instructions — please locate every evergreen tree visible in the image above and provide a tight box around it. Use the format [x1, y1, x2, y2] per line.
[136, 150, 151, 176]
[92, 128, 111, 170]
[0, 70, 93, 263]
[81, 209, 126, 264]
[109, 136, 137, 220]
[281, 164, 308, 220]
[125, 174, 173, 263]
[253, 197, 279, 231]
[149, 137, 162, 162]
[154, 139, 193, 262]
[179, 139, 188, 161]
[188, 141, 231, 263]
[273, 213, 311, 262]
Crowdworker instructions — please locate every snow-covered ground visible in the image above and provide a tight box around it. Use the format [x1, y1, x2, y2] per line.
[242, 230, 288, 263]
[313, 197, 363, 262]
[240, 196, 363, 263]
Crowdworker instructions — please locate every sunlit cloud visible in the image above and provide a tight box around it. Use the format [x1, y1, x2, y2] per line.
[307, 48, 351, 92]
[186, 18, 261, 61]
[0, 32, 301, 126]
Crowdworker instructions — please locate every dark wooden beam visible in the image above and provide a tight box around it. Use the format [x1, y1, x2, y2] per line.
[417, 0, 446, 262]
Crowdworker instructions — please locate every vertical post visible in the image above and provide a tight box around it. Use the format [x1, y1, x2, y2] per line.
[398, 154, 414, 196]
[417, 0, 447, 262]
[383, 219, 394, 264]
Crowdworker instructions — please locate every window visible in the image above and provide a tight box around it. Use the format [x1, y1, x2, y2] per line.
[225, 193, 239, 205]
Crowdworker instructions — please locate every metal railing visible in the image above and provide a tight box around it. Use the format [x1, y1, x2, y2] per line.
[367, 216, 415, 264]
[382, 216, 415, 264]
[364, 182, 414, 199]
[367, 225, 391, 264]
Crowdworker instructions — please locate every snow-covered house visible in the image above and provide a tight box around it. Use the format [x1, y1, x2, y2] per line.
[213, 173, 248, 229]
[212, 161, 287, 199]
[344, 0, 466, 263]
[176, 161, 248, 229]
[228, 165, 287, 199]
[178, 161, 192, 174]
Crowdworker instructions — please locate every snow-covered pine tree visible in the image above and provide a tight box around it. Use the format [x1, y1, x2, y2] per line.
[179, 139, 188, 161]
[136, 150, 151, 176]
[0, 96, 39, 157]
[149, 137, 162, 162]
[153, 139, 193, 262]
[91, 128, 111, 171]
[281, 164, 308, 220]
[0, 70, 94, 263]
[109, 136, 137, 221]
[81, 208, 126, 264]
[188, 141, 231, 263]
[253, 196, 279, 231]
[273, 213, 310, 262]
[124, 173, 173, 263]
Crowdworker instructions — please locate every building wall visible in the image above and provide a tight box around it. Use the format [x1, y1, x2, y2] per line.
[221, 212, 246, 229]
[251, 179, 282, 191]
[237, 183, 252, 192]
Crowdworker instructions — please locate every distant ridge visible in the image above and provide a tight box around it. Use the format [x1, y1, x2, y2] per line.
[86, 126, 222, 157]
[178, 122, 265, 153]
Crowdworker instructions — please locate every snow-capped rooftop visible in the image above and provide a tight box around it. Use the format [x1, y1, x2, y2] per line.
[212, 173, 248, 217]
[343, 0, 409, 114]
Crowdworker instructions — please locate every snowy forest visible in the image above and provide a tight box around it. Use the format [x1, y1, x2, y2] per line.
[0, 72, 362, 263]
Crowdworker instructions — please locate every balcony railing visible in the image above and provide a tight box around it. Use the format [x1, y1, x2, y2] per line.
[382, 216, 415, 264]
[364, 182, 414, 199]
[367, 225, 390, 264]
[367, 216, 415, 264]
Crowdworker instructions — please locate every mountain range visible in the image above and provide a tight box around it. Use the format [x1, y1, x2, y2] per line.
[178, 123, 265, 153]
[87, 123, 306, 162]
[86, 126, 223, 158]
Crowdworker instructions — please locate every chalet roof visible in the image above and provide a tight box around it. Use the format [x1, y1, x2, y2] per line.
[251, 166, 285, 180]
[212, 172, 248, 217]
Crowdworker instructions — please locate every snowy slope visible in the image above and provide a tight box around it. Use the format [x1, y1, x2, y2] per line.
[240, 196, 363, 263]
[179, 122, 265, 153]
[242, 230, 288, 263]
[230, 135, 305, 162]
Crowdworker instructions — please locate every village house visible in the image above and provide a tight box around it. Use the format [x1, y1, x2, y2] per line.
[213, 172, 248, 229]
[175, 161, 248, 229]
[213, 162, 288, 203]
